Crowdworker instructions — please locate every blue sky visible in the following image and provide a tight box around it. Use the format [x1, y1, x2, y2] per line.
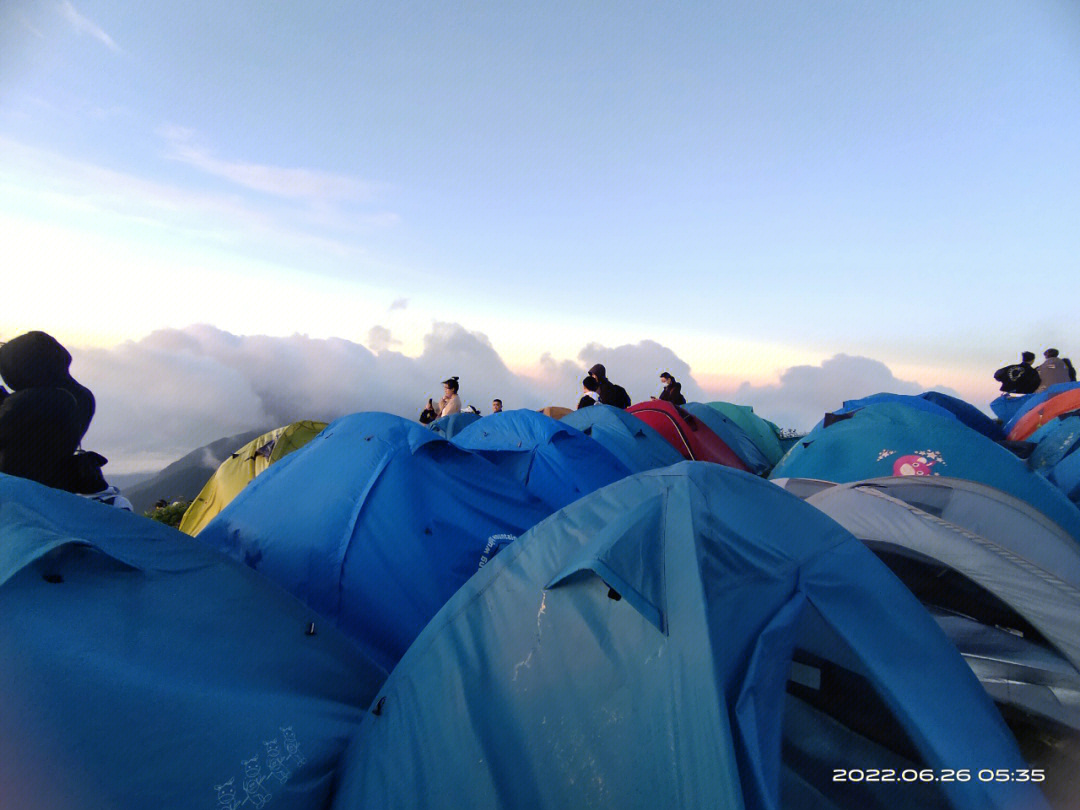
[3, 1, 1080, 467]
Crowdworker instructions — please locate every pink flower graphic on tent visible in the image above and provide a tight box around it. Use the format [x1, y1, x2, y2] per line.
[892, 454, 936, 477]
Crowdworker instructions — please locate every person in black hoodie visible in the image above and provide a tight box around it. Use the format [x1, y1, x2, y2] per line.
[0, 331, 101, 492]
[655, 372, 686, 405]
[587, 363, 631, 409]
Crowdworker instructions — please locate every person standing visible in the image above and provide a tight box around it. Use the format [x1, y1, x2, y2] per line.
[491, 399, 503, 413]
[1036, 349, 1073, 391]
[437, 376, 462, 417]
[654, 372, 686, 405]
[587, 364, 631, 409]
[993, 351, 1040, 394]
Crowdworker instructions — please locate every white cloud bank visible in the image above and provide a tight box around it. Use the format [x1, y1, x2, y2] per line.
[59, 326, 955, 474]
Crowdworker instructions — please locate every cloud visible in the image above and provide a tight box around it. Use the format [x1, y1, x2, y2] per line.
[731, 353, 958, 431]
[59, 1, 119, 52]
[160, 126, 375, 202]
[367, 325, 401, 352]
[63, 327, 952, 474]
[389, 297, 409, 311]
[69, 324, 714, 473]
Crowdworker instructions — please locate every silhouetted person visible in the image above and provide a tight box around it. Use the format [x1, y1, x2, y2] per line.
[993, 351, 1040, 395]
[577, 376, 599, 409]
[0, 331, 100, 491]
[587, 364, 631, 409]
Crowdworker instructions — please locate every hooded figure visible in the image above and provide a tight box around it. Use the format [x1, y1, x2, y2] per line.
[0, 331, 99, 491]
[588, 363, 631, 409]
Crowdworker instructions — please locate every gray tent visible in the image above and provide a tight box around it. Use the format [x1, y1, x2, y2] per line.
[783, 476, 1080, 730]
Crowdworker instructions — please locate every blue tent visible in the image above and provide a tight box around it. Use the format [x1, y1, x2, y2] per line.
[0, 473, 384, 810]
[452, 409, 632, 510]
[427, 410, 480, 438]
[837, 392, 1001, 440]
[770, 402, 1080, 543]
[1004, 382, 1080, 435]
[331, 463, 1042, 810]
[561, 403, 683, 472]
[198, 412, 552, 671]
[990, 393, 1029, 424]
[681, 401, 772, 473]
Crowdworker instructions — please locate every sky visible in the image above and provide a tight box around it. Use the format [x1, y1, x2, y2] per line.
[2, 1, 1079, 472]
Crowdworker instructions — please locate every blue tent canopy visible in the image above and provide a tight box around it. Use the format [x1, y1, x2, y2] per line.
[681, 401, 772, 473]
[770, 402, 1080, 543]
[837, 392, 1001, 440]
[427, 410, 480, 438]
[561, 403, 683, 472]
[452, 409, 632, 510]
[198, 412, 552, 671]
[332, 463, 1042, 810]
[0, 473, 384, 810]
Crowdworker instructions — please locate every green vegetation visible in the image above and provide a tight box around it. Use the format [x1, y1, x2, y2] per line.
[145, 501, 192, 528]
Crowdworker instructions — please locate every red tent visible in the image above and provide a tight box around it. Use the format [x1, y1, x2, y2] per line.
[627, 401, 749, 471]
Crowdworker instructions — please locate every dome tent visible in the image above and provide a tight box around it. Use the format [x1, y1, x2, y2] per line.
[451, 409, 631, 510]
[706, 400, 785, 466]
[331, 463, 1042, 810]
[769, 402, 1080, 543]
[179, 420, 327, 535]
[0, 473, 384, 810]
[627, 400, 749, 470]
[681, 401, 771, 474]
[788, 476, 1080, 730]
[561, 403, 683, 473]
[197, 412, 551, 671]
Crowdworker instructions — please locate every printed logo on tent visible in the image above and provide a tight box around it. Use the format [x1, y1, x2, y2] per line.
[214, 726, 305, 809]
[877, 449, 945, 477]
[479, 534, 516, 569]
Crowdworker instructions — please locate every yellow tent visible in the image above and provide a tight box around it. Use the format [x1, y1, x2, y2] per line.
[179, 420, 326, 535]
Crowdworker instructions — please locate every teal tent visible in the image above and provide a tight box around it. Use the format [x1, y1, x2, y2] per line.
[707, 401, 785, 466]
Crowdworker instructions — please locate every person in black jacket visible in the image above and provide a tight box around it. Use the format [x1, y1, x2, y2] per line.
[0, 331, 99, 491]
[588, 364, 631, 409]
[993, 351, 1040, 394]
[655, 372, 686, 405]
[577, 376, 599, 409]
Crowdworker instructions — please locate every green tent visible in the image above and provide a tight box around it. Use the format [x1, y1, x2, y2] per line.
[179, 420, 326, 535]
[706, 401, 784, 466]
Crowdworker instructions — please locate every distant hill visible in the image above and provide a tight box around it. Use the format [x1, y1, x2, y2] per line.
[120, 429, 269, 515]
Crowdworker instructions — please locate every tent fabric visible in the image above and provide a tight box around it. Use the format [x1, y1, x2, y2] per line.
[990, 394, 1030, 425]
[682, 401, 772, 474]
[627, 400, 750, 470]
[769, 402, 1080, 543]
[0, 473, 384, 810]
[561, 403, 684, 473]
[836, 392, 1001, 440]
[1027, 416, 1080, 476]
[179, 420, 326, 535]
[331, 463, 1041, 810]
[197, 412, 552, 671]
[802, 482, 1080, 679]
[451, 409, 632, 510]
[1008, 388, 1080, 441]
[539, 405, 572, 420]
[1003, 382, 1080, 436]
[426, 410, 480, 438]
[706, 401, 785, 466]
